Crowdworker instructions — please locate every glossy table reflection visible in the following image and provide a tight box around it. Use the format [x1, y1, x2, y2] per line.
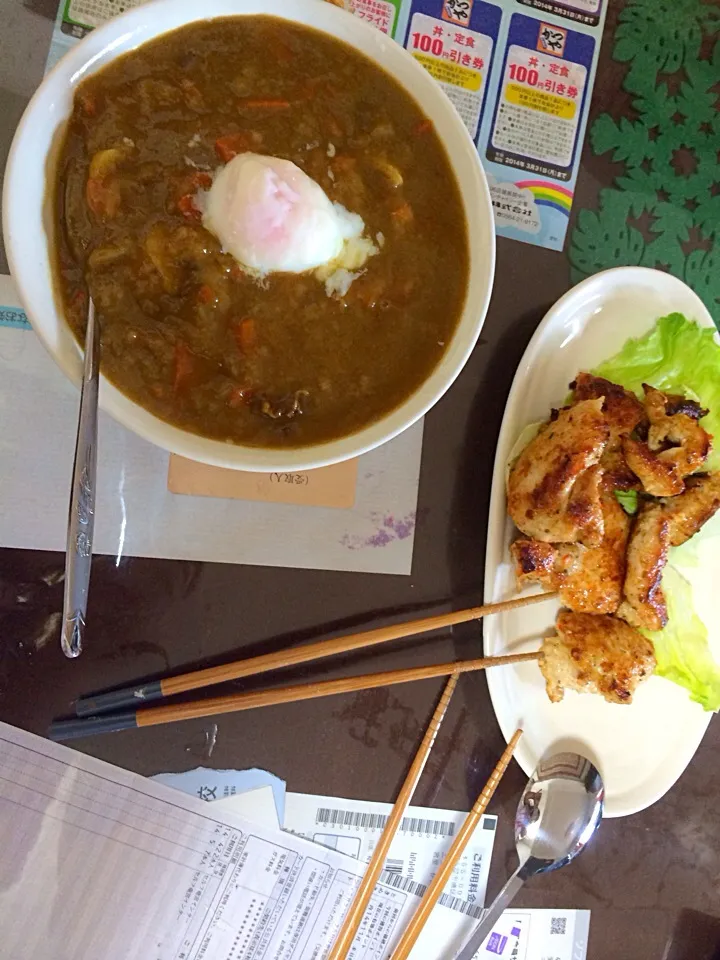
[0, 2, 718, 957]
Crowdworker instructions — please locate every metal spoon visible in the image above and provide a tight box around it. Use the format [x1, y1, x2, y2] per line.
[61, 297, 100, 658]
[455, 751, 603, 959]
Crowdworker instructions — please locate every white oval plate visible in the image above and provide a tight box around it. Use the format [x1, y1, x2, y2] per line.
[483, 266, 718, 818]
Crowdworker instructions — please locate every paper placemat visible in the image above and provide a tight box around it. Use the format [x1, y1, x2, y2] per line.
[0, 276, 423, 574]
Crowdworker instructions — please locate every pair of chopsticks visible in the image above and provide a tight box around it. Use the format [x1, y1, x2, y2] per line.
[328, 675, 521, 960]
[49, 591, 552, 740]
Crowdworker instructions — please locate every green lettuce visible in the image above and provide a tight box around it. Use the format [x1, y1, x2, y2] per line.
[670, 511, 719, 568]
[594, 312, 720, 470]
[645, 567, 720, 711]
[592, 313, 720, 710]
[614, 489, 639, 514]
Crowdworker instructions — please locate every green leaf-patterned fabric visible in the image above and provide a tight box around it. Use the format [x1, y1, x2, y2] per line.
[569, 0, 719, 325]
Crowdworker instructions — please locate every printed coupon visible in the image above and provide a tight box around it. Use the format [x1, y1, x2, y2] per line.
[405, 3, 501, 138]
[488, 15, 594, 179]
[348, 0, 403, 36]
[517, 0, 602, 28]
[490, 41, 587, 173]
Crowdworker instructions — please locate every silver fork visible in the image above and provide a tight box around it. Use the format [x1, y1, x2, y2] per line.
[61, 297, 100, 658]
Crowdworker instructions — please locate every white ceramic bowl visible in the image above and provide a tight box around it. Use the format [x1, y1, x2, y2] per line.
[3, 0, 495, 471]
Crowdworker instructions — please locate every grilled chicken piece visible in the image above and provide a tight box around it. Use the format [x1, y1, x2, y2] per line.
[617, 474, 720, 630]
[661, 472, 720, 546]
[624, 385, 711, 496]
[560, 486, 631, 613]
[511, 539, 582, 591]
[566, 463, 605, 539]
[618, 504, 669, 630]
[571, 373, 647, 448]
[646, 384, 711, 469]
[623, 437, 685, 497]
[572, 374, 644, 491]
[645, 383, 708, 423]
[600, 447, 642, 492]
[541, 611, 656, 705]
[512, 482, 631, 614]
[507, 399, 609, 545]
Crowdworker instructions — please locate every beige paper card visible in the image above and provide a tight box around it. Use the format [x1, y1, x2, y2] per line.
[167, 455, 358, 509]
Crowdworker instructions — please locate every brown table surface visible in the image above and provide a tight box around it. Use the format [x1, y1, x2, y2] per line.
[0, 1, 718, 957]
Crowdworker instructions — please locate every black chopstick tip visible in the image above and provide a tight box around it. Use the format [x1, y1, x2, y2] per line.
[74, 680, 164, 717]
[48, 710, 139, 741]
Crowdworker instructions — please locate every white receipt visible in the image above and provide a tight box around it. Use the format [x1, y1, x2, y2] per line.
[284, 792, 497, 917]
[0, 723, 485, 960]
[214, 786, 281, 830]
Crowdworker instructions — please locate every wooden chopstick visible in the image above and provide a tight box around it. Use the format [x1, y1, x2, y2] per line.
[74, 591, 555, 717]
[50, 652, 539, 741]
[328, 674, 459, 960]
[388, 729, 523, 960]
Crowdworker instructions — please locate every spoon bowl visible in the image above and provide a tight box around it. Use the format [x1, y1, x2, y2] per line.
[455, 751, 603, 959]
[516, 751, 604, 871]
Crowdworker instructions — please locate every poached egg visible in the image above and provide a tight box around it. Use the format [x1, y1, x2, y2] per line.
[202, 152, 376, 281]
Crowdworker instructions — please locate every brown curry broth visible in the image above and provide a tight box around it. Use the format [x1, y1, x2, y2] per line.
[54, 16, 469, 447]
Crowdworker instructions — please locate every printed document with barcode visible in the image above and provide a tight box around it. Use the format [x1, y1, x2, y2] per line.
[0, 723, 490, 960]
[283, 791, 497, 915]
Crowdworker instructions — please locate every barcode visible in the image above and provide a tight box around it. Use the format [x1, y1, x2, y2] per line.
[551, 917, 567, 935]
[315, 807, 455, 837]
[384, 858, 404, 874]
[378, 870, 483, 919]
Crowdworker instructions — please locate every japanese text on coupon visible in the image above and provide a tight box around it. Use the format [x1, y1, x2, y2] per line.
[394, 0, 604, 250]
[51, 0, 606, 250]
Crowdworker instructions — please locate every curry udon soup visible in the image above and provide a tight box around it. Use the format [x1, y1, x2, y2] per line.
[53, 16, 469, 448]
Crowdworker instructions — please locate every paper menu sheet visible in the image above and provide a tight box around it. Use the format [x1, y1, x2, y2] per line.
[0, 722, 487, 960]
[284, 792, 497, 917]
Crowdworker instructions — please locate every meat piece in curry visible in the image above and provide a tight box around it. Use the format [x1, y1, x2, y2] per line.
[53, 17, 469, 448]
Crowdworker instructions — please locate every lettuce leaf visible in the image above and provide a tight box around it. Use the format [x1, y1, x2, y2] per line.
[614, 489, 639, 514]
[670, 508, 720, 568]
[645, 567, 720, 712]
[593, 313, 720, 710]
[594, 313, 720, 470]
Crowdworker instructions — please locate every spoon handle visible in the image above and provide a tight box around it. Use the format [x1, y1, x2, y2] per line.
[61, 298, 100, 659]
[454, 866, 527, 960]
